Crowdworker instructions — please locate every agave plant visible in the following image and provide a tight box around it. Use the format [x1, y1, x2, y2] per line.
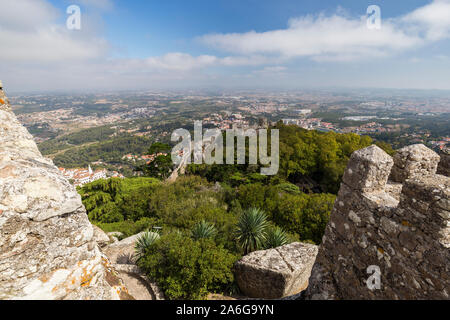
[265, 226, 289, 249]
[236, 208, 269, 255]
[192, 220, 217, 240]
[135, 231, 160, 261]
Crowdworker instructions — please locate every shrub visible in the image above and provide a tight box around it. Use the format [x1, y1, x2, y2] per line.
[273, 193, 335, 244]
[276, 182, 301, 194]
[95, 217, 161, 239]
[191, 220, 216, 240]
[138, 232, 237, 299]
[135, 231, 160, 262]
[236, 208, 269, 255]
[265, 226, 289, 249]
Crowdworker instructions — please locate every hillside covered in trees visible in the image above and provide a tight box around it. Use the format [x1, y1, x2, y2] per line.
[79, 124, 392, 299]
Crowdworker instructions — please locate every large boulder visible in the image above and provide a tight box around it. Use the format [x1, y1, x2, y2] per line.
[234, 242, 318, 299]
[0, 88, 130, 300]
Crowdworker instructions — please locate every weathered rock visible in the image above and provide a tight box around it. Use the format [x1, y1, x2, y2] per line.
[103, 232, 146, 265]
[437, 152, 450, 177]
[103, 233, 164, 300]
[107, 231, 123, 238]
[92, 225, 111, 248]
[0, 87, 129, 300]
[390, 144, 440, 183]
[342, 145, 394, 192]
[108, 232, 146, 248]
[304, 144, 450, 300]
[113, 264, 164, 300]
[234, 242, 318, 299]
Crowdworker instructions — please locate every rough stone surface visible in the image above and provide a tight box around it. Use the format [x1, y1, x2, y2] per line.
[0, 88, 130, 300]
[437, 152, 450, 177]
[92, 225, 112, 248]
[342, 145, 394, 193]
[304, 145, 450, 300]
[390, 144, 440, 183]
[103, 233, 164, 300]
[113, 264, 165, 300]
[235, 242, 318, 299]
[103, 232, 146, 265]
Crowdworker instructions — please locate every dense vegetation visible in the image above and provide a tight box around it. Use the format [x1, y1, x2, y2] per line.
[138, 233, 237, 299]
[53, 135, 152, 168]
[80, 125, 394, 299]
[187, 123, 376, 193]
[81, 175, 333, 298]
[39, 126, 115, 155]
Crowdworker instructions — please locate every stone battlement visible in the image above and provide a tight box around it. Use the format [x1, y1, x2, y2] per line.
[305, 144, 449, 299]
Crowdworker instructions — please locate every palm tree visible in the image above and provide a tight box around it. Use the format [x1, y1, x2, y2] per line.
[135, 231, 160, 261]
[192, 220, 217, 240]
[265, 226, 289, 249]
[236, 208, 269, 255]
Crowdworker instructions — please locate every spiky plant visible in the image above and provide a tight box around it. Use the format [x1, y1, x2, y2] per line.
[192, 220, 217, 240]
[265, 226, 289, 249]
[236, 208, 269, 255]
[135, 231, 160, 261]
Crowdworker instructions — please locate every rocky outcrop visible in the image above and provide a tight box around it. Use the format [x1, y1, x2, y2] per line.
[0, 87, 131, 300]
[92, 225, 112, 248]
[235, 242, 318, 299]
[438, 152, 450, 177]
[304, 144, 449, 300]
[103, 233, 164, 300]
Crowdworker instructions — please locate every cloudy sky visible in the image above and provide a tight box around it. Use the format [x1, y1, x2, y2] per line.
[1, 0, 450, 92]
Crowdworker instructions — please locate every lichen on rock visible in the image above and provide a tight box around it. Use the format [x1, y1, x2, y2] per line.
[304, 144, 449, 300]
[0, 87, 129, 300]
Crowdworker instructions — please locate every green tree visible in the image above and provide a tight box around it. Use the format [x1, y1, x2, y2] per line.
[80, 177, 160, 223]
[148, 142, 171, 154]
[142, 154, 174, 180]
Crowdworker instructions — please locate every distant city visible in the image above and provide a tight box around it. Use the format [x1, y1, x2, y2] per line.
[9, 89, 450, 180]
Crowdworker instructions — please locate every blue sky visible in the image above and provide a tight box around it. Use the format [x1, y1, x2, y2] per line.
[1, 0, 450, 92]
[53, 0, 432, 57]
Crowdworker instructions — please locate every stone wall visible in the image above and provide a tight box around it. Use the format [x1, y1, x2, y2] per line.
[438, 152, 450, 177]
[0, 88, 131, 300]
[304, 144, 449, 299]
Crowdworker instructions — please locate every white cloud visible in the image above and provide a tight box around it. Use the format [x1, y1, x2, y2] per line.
[0, 0, 58, 31]
[255, 66, 287, 73]
[0, 27, 108, 62]
[1, 0, 450, 91]
[402, 0, 450, 41]
[0, 0, 108, 63]
[144, 53, 217, 71]
[199, 0, 450, 62]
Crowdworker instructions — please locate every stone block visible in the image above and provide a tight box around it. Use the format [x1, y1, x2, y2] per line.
[391, 144, 440, 182]
[234, 242, 318, 299]
[342, 145, 393, 192]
